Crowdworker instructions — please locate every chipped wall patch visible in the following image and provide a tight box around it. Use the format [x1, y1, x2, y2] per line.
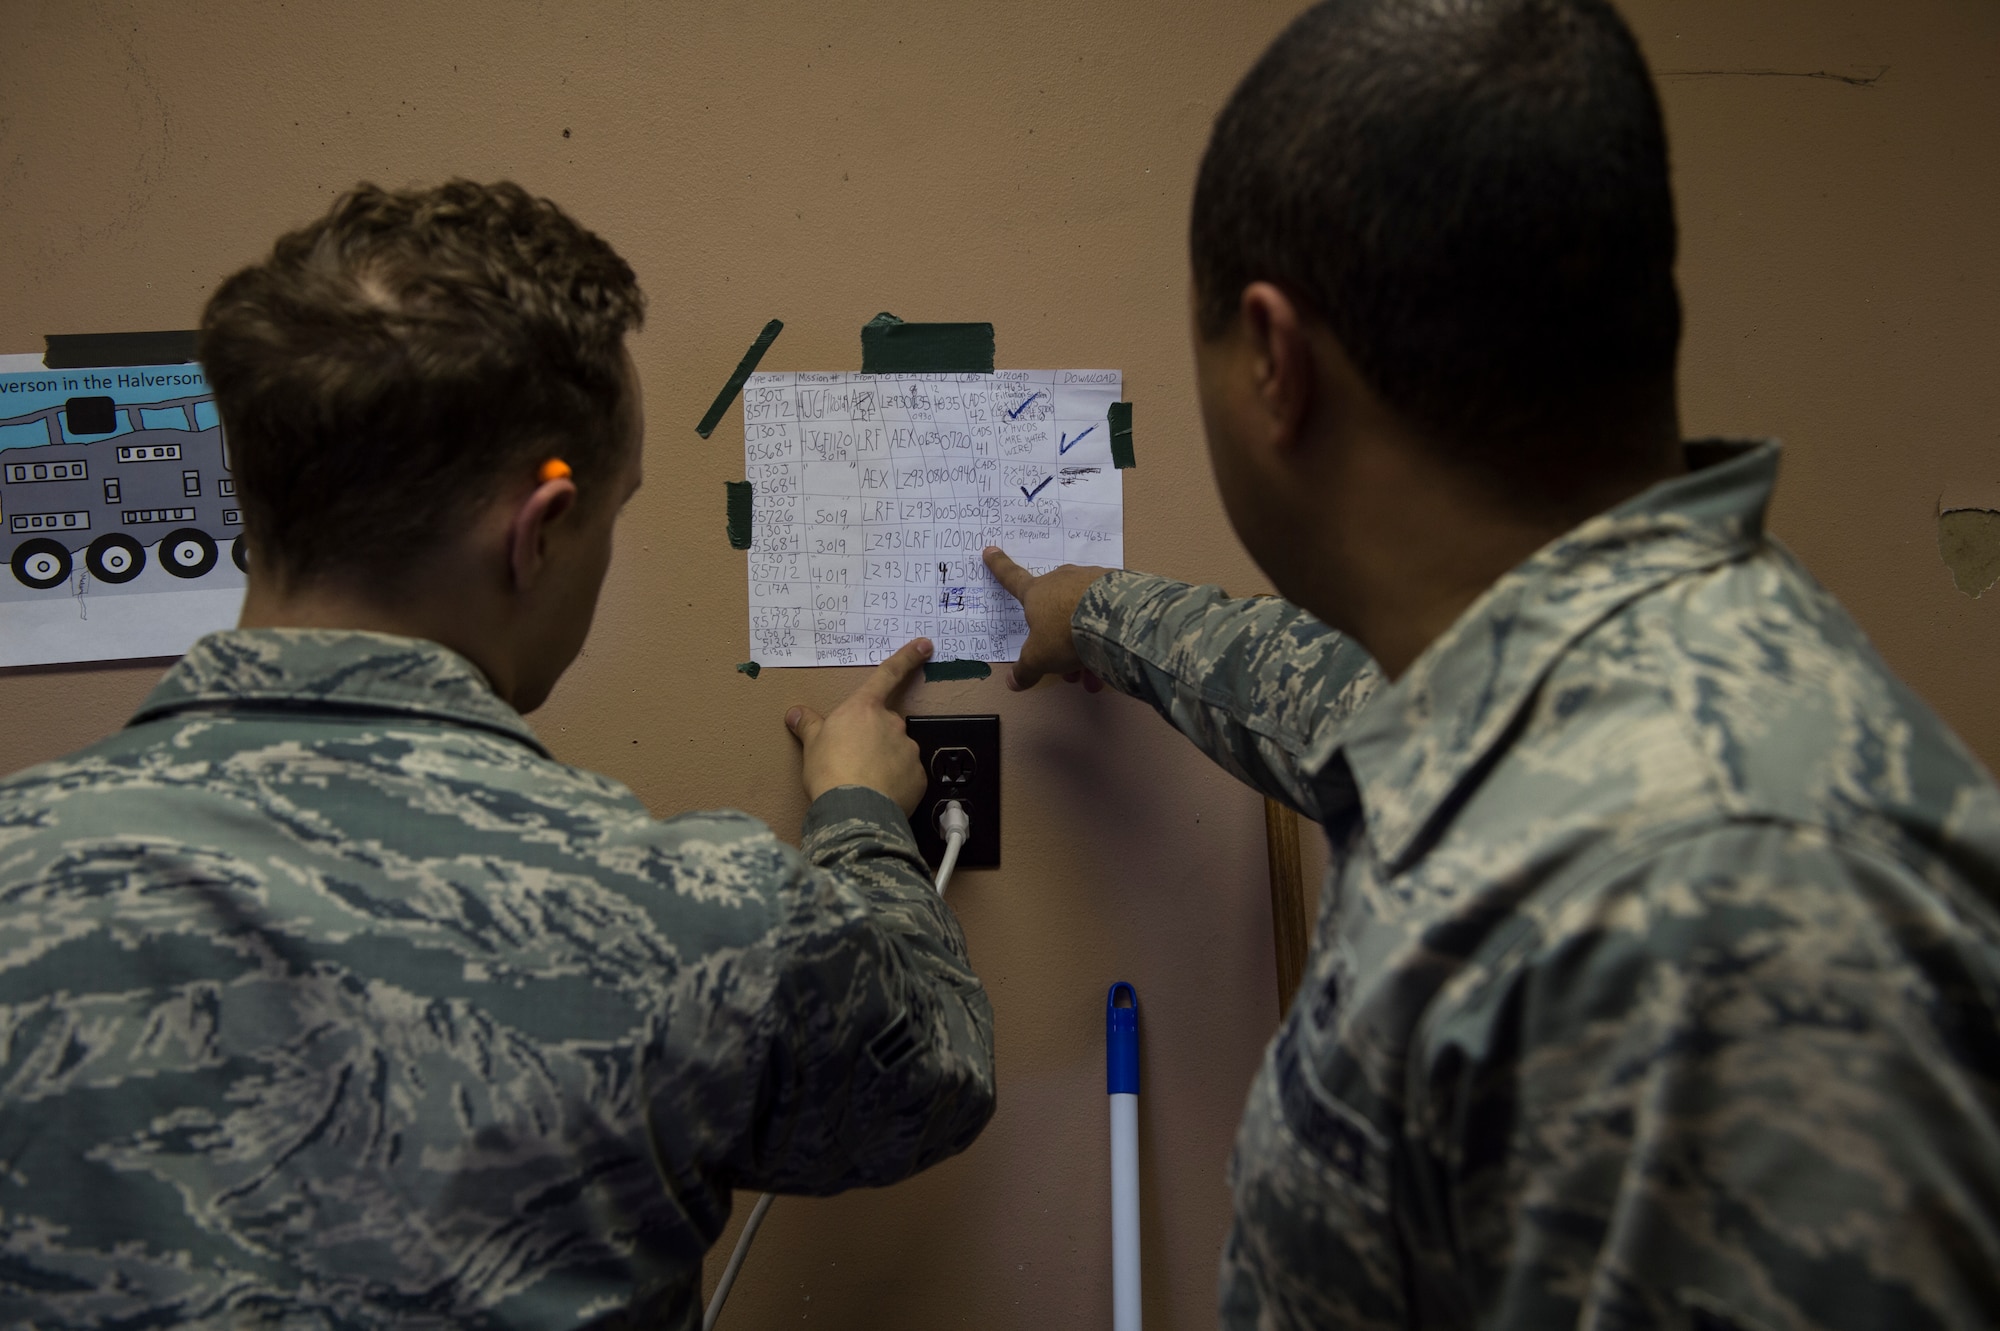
[1937, 483, 2000, 598]
[1939, 510, 2000, 598]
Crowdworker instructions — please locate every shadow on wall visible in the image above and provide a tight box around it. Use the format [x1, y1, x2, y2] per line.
[1022, 690, 1155, 907]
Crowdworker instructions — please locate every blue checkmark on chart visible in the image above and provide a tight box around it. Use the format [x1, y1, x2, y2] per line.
[1008, 392, 1047, 420]
[1059, 426, 1095, 456]
[1020, 475, 1053, 501]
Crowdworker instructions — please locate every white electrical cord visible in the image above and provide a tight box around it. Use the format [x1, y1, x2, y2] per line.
[700, 801, 969, 1330]
[933, 798, 969, 896]
[699, 1190, 771, 1331]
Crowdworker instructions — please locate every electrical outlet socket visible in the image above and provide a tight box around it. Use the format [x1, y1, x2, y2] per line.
[905, 714, 1000, 870]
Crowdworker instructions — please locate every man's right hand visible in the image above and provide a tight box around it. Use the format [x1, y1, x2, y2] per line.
[786, 637, 932, 814]
[981, 547, 1114, 691]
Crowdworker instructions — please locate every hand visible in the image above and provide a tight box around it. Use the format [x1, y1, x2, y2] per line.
[786, 637, 933, 814]
[981, 547, 1113, 692]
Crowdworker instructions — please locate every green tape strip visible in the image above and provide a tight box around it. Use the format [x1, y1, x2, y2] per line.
[1108, 401, 1135, 469]
[695, 319, 784, 438]
[923, 659, 993, 682]
[736, 661, 762, 679]
[726, 480, 753, 549]
[44, 329, 198, 369]
[860, 311, 995, 374]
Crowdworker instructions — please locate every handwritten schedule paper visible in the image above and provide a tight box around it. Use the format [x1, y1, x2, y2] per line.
[743, 370, 1123, 667]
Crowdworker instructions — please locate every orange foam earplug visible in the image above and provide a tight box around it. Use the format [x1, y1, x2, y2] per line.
[537, 458, 573, 483]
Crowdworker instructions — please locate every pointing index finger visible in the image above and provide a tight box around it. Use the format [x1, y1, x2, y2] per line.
[857, 636, 934, 705]
[983, 546, 1032, 601]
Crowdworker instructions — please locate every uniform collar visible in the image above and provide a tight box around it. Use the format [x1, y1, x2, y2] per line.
[131, 628, 550, 757]
[1327, 439, 1779, 870]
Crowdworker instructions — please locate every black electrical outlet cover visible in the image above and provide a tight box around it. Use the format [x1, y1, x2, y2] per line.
[905, 714, 1000, 871]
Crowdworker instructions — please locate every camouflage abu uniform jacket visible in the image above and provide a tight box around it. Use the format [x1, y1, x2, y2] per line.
[0, 631, 995, 1329]
[1075, 440, 2000, 1331]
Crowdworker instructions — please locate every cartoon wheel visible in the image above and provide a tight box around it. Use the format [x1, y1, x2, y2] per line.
[86, 533, 147, 584]
[159, 527, 218, 579]
[10, 538, 71, 590]
[231, 535, 249, 573]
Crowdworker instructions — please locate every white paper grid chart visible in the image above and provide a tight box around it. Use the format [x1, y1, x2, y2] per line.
[742, 370, 1123, 667]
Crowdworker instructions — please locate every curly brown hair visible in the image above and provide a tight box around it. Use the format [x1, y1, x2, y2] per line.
[199, 180, 646, 587]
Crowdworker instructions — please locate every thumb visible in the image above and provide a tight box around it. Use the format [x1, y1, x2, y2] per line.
[785, 705, 824, 743]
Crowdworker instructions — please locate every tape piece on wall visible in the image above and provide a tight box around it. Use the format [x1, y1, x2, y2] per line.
[736, 661, 762, 679]
[726, 481, 754, 549]
[44, 330, 199, 369]
[923, 659, 992, 682]
[1108, 402, 1136, 469]
[859, 312, 995, 374]
[695, 319, 784, 438]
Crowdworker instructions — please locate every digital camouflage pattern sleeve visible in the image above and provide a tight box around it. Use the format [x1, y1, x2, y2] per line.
[659, 785, 998, 1199]
[1072, 570, 1381, 821]
[0, 628, 995, 1330]
[1069, 443, 2000, 1330]
[1423, 819, 2000, 1331]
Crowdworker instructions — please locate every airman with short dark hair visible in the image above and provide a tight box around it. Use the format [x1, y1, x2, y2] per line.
[993, 2, 2000, 1326]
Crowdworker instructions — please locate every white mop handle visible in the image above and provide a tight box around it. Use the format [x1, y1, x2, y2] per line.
[1111, 1091, 1141, 1330]
[1107, 982, 1140, 1331]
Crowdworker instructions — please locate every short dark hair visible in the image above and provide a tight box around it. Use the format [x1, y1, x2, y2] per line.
[200, 180, 645, 586]
[1191, 0, 1680, 485]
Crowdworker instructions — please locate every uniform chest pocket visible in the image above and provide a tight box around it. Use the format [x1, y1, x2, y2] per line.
[1272, 1021, 1392, 1214]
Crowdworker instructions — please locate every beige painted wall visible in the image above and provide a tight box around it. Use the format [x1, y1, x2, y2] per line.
[1, 1, 1994, 1326]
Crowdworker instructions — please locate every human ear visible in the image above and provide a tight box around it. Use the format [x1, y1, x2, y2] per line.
[506, 475, 579, 592]
[1239, 282, 1316, 450]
